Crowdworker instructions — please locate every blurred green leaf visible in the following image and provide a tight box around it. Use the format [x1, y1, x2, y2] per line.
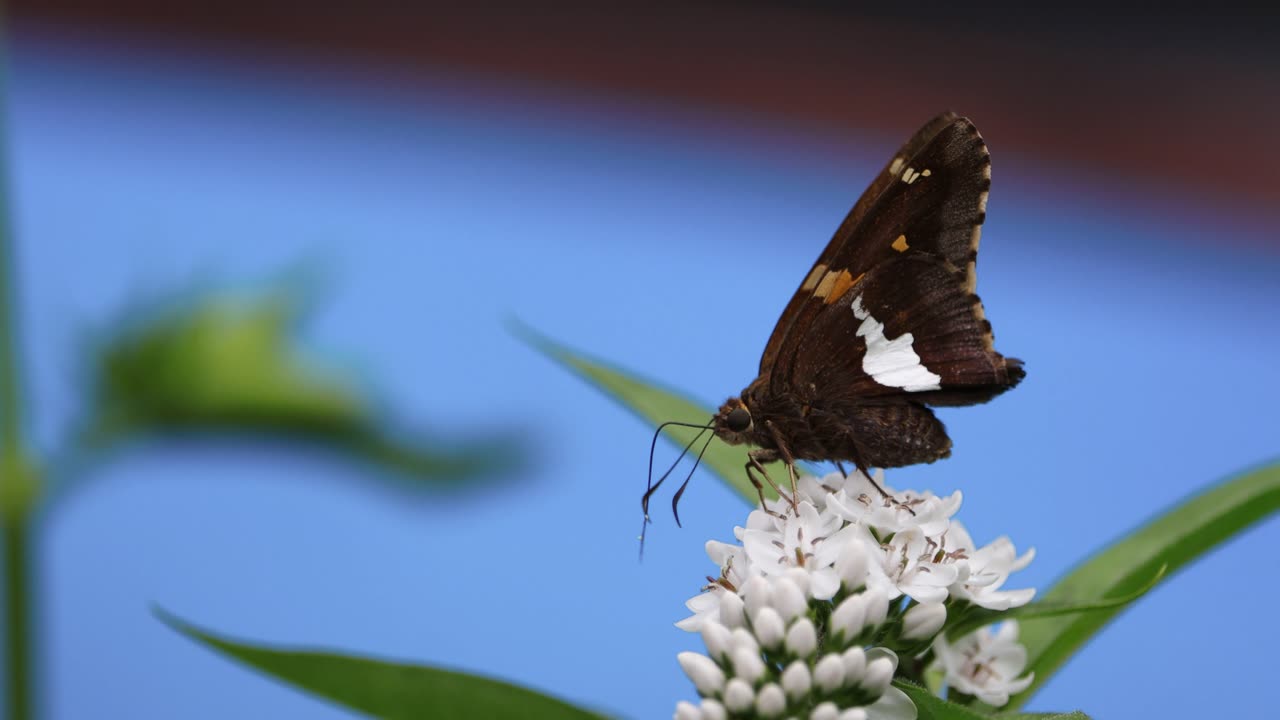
[896, 681, 1089, 720]
[515, 323, 809, 506]
[1012, 461, 1280, 708]
[157, 609, 610, 719]
[76, 291, 520, 487]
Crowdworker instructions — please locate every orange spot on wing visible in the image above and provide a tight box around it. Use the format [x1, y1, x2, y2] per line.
[892, 234, 909, 252]
[822, 269, 859, 304]
[801, 263, 828, 291]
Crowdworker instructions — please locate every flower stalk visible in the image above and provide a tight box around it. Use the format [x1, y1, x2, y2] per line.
[0, 7, 39, 717]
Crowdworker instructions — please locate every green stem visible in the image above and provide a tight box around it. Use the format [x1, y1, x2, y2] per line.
[2, 515, 29, 720]
[0, 5, 37, 719]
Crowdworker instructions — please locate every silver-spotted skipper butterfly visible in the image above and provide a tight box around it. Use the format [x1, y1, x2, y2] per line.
[644, 112, 1025, 530]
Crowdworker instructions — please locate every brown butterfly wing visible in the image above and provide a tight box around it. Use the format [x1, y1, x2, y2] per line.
[794, 255, 1023, 404]
[768, 114, 1010, 399]
[758, 111, 965, 377]
[785, 255, 1021, 467]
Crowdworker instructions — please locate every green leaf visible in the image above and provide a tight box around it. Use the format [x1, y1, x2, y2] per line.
[945, 564, 1167, 640]
[71, 289, 521, 489]
[156, 608, 610, 720]
[515, 323, 814, 506]
[1012, 461, 1280, 707]
[895, 680, 1089, 720]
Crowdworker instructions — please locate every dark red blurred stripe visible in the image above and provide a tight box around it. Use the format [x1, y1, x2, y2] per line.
[12, 1, 1280, 242]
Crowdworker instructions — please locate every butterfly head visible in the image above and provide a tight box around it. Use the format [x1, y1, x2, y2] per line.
[712, 397, 754, 445]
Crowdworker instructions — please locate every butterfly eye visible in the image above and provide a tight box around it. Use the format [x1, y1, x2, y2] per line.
[726, 407, 752, 433]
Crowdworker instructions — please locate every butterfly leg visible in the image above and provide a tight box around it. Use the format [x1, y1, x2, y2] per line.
[745, 449, 791, 518]
[846, 446, 916, 516]
[763, 420, 802, 512]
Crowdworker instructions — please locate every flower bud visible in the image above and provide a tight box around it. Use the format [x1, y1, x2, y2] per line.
[783, 567, 812, 597]
[677, 652, 725, 696]
[756, 683, 786, 718]
[781, 660, 812, 699]
[811, 701, 839, 720]
[752, 607, 786, 650]
[836, 538, 870, 589]
[901, 602, 947, 641]
[699, 699, 727, 720]
[813, 653, 845, 692]
[731, 646, 767, 684]
[730, 627, 758, 653]
[862, 587, 889, 628]
[840, 646, 866, 685]
[723, 678, 754, 713]
[674, 700, 702, 720]
[861, 657, 895, 696]
[719, 591, 745, 629]
[773, 576, 809, 621]
[838, 709, 868, 720]
[742, 577, 770, 620]
[785, 617, 818, 657]
[830, 593, 866, 640]
[700, 621, 733, 661]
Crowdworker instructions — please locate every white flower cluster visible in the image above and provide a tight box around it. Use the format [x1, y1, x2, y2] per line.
[675, 570, 916, 720]
[673, 469, 1036, 719]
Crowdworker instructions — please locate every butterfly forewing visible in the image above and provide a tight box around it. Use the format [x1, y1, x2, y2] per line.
[758, 111, 965, 376]
[768, 115, 1011, 402]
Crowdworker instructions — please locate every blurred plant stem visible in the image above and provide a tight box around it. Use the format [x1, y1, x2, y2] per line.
[0, 5, 37, 719]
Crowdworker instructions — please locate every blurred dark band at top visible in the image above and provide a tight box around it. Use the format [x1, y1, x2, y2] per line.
[13, 0, 1280, 244]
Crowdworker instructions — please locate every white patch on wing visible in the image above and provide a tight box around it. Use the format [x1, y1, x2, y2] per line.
[851, 295, 941, 392]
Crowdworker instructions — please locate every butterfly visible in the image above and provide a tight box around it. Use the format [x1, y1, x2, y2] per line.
[644, 112, 1024, 525]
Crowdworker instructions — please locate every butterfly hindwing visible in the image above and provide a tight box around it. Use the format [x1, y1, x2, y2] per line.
[842, 402, 952, 468]
[790, 255, 1022, 414]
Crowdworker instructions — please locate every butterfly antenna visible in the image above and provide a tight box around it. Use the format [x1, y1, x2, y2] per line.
[672, 430, 716, 528]
[642, 422, 712, 517]
[640, 420, 713, 559]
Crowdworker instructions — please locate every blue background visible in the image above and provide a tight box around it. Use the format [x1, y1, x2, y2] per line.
[8, 29, 1280, 719]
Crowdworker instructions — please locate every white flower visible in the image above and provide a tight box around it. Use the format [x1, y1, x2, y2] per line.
[824, 470, 961, 537]
[676, 540, 756, 631]
[677, 588, 726, 632]
[933, 621, 1035, 707]
[942, 521, 1036, 610]
[865, 527, 959, 603]
[742, 501, 860, 600]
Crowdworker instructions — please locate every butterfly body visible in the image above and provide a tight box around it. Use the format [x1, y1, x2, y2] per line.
[710, 112, 1024, 503]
